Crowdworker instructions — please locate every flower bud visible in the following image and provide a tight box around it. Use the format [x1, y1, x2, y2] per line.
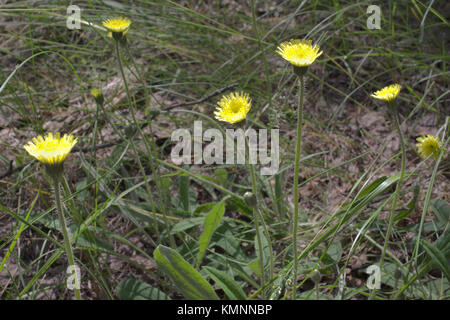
[311, 269, 321, 284]
[90, 88, 104, 106]
[243, 191, 257, 207]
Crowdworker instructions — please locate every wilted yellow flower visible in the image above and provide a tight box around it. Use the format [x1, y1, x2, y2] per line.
[24, 133, 78, 166]
[416, 134, 444, 160]
[214, 92, 251, 124]
[277, 39, 323, 68]
[371, 84, 402, 102]
[102, 17, 131, 38]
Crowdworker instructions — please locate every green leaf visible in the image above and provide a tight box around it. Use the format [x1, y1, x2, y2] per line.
[430, 198, 450, 227]
[395, 184, 419, 221]
[179, 171, 190, 213]
[117, 278, 171, 300]
[193, 202, 217, 216]
[420, 239, 450, 283]
[255, 226, 270, 270]
[204, 266, 247, 300]
[214, 226, 246, 258]
[214, 168, 228, 187]
[32, 211, 114, 254]
[248, 258, 260, 277]
[153, 245, 219, 300]
[274, 171, 286, 216]
[356, 177, 387, 200]
[196, 200, 226, 267]
[324, 240, 342, 264]
[170, 217, 204, 234]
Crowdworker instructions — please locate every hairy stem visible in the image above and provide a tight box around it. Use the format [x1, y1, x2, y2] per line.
[53, 177, 81, 300]
[378, 105, 406, 298]
[292, 75, 305, 299]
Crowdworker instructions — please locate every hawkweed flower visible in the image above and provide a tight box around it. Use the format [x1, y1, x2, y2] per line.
[102, 17, 131, 41]
[214, 92, 251, 124]
[23, 132, 78, 179]
[277, 38, 323, 299]
[416, 134, 444, 160]
[371, 84, 402, 102]
[23, 132, 81, 299]
[277, 39, 322, 76]
[370, 82, 405, 286]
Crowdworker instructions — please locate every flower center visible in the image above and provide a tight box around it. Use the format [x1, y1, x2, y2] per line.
[229, 101, 241, 113]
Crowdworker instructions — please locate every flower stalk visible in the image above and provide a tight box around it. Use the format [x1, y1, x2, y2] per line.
[292, 74, 305, 299]
[113, 36, 174, 247]
[53, 175, 82, 300]
[277, 38, 322, 299]
[23, 132, 81, 300]
[370, 84, 403, 299]
[378, 102, 406, 284]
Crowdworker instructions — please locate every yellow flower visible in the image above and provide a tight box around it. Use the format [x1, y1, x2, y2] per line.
[24, 133, 78, 166]
[90, 88, 104, 105]
[371, 84, 402, 102]
[102, 17, 131, 35]
[214, 92, 251, 124]
[277, 39, 323, 68]
[416, 134, 444, 160]
[90, 88, 101, 99]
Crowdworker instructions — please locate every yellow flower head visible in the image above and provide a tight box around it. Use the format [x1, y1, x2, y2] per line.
[90, 88, 101, 99]
[24, 133, 78, 166]
[371, 84, 402, 102]
[416, 134, 444, 160]
[102, 17, 131, 34]
[277, 39, 323, 68]
[214, 92, 251, 124]
[90, 88, 104, 105]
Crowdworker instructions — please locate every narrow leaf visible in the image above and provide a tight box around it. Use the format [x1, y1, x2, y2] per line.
[179, 171, 190, 213]
[196, 200, 226, 267]
[430, 198, 450, 227]
[421, 239, 450, 283]
[154, 245, 219, 300]
[117, 278, 170, 300]
[204, 266, 247, 300]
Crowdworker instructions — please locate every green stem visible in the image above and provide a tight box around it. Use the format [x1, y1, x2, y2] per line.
[53, 177, 81, 300]
[125, 44, 173, 245]
[115, 40, 173, 247]
[292, 75, 304, 299]
[252, 206, 265, 298]
[377, 104, 406, 297]
[245, 133, 265, 298]
[92, 101, 100, 217]
[315, 283, 319, 300]
[401, 116, 450, 298]
[251, 0, 273, 124]
[243, 121, 274, 292]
